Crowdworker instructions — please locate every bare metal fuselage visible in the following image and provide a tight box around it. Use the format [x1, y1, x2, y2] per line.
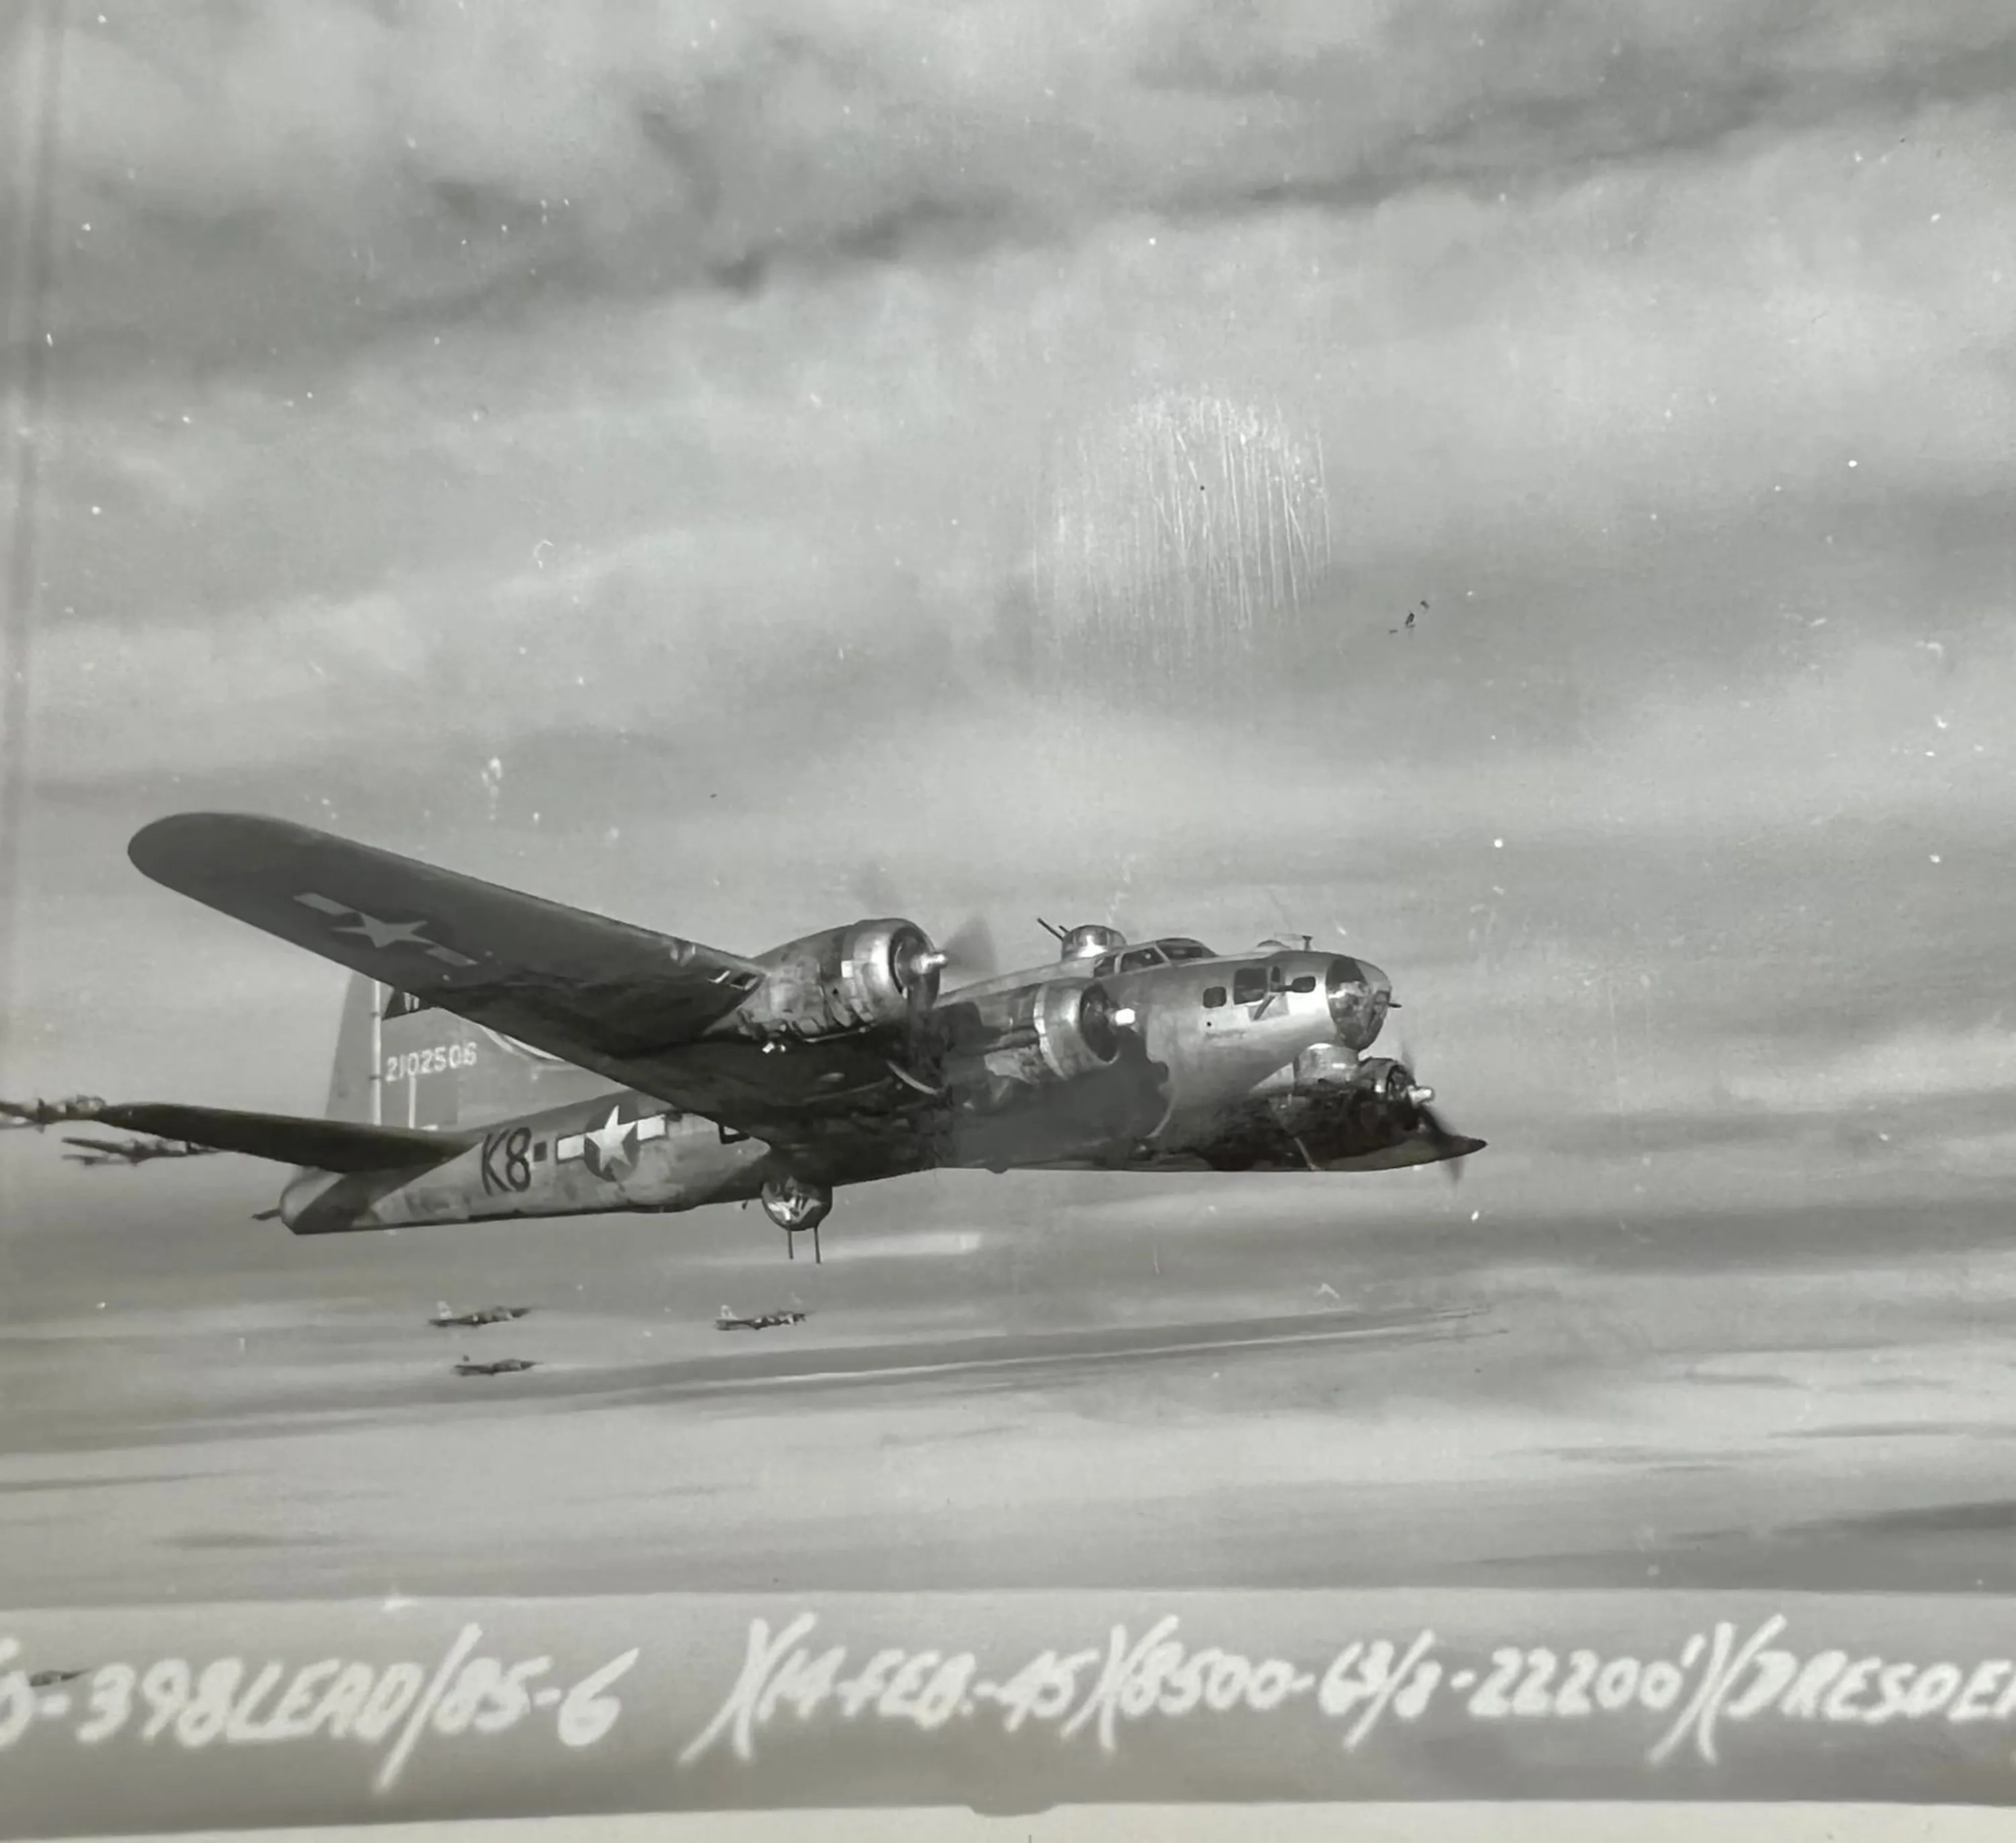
[278, 941, 1459, 1236]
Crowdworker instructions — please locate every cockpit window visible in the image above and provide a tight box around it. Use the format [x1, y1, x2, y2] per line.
[1155, 939, 1213, 963]
[1092, 955, 1116, 978]
[1232, 966, 1267, 1005]
[1119, 946, 1166, 973]
[1290, 973, 1317, 993]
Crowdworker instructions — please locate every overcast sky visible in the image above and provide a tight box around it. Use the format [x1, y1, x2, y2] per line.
[3, 0, 2013, 1307]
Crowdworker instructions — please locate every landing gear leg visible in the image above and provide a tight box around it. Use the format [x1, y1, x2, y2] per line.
[763, 1174, 833, 1264]
[784, 1222, 823, 1264]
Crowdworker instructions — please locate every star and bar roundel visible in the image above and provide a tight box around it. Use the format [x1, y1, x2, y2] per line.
[294, 892, 478, 967]
[556, 1098, 673, 1182]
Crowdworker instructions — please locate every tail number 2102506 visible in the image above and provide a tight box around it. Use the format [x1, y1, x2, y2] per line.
[384, 1044, 478, 1085]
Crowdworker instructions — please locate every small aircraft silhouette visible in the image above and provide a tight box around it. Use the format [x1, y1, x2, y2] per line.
[60, 1135, 219, 1168]
[429, 1303, 532, 1329]
[453, 1355, 536, 1377]
[0, 1095, 108, 1131]
[717, 1305, 808, 1332]
[19, 813, 1483, 1266]
[1390, 599, 1427, 634]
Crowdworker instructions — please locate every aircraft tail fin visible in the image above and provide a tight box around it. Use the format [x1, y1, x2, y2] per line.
[324, 971, 382, 1124]
[325, 972, 610, 1133]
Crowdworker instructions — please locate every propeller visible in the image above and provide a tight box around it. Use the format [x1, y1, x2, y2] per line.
[889, 930, 954, 1097]
[850, 857, 997, 983]
[1394, 1040, 1474, 1182]
[849, 860, 997, 1092]
[886, 911, 1005, 1090]
[935, 914, 997, 982]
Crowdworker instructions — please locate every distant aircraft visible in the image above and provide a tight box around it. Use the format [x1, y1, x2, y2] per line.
[453, 1356, 536, 1377]
[1, 1096, 107, 1131]
[429, 1303, 532, 1329]
[26, 1668, 87, 1688]
[717, 1305, 808, 1332]
[15, 813, 1483, 1264]
[59, 1135, 220, 1168]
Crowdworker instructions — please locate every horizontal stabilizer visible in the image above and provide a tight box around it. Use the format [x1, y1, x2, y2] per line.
[88, 1104, 473, 1173]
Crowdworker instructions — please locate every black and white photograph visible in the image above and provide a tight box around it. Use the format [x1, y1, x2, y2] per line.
[3, 0, 2014, 1830]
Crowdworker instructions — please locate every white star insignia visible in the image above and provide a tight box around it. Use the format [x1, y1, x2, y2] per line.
[335, 913, 435, 950]
[294, 893, 476, 967]
[585, 1106, 637, 1172]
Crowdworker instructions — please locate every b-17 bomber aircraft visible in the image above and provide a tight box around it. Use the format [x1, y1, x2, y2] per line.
[13, 813, 1482, 1262]
[428, 1304, 532, 1329]
[718, 1305, 810, 1332]
[60, 1135, 220, 1168]
[453, 1356, 536, 1377]
[1, 1095, 109, 1130]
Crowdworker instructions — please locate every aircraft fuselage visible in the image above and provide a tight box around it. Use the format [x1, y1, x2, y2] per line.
[281, 1093, 775, 1233]
[278, 937, 1460, 1237]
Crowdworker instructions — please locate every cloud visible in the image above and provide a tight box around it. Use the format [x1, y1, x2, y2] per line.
[30, 92, 2016, 677]
[14, 0, 2015, 371]
[1722, 1026, 2016, 1115]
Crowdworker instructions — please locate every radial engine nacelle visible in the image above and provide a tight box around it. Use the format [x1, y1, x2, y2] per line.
[731, 919, 946, 1040]
[950, 976, 1134, 1088]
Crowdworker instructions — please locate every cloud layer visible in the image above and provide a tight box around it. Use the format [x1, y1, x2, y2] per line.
[3, 0, 2013, 1264]
[28, 0, 2016, 358]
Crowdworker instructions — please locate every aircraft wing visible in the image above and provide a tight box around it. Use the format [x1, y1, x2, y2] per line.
[128, 813, 917, 1155]
[131, 813, 768, 1054]
[83, 1103, 472, 1173]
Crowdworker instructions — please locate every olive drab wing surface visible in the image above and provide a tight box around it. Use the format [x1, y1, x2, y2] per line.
[125, 813, 924, 1153]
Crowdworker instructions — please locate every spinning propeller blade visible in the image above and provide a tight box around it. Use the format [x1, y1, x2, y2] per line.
[850, 857, 995, 981]
[1398, 1040, 1477, 1182]
[936, 913, 997, 980]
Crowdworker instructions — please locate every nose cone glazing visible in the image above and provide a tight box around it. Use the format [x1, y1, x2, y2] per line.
[1325, 956, 1393, 1050]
